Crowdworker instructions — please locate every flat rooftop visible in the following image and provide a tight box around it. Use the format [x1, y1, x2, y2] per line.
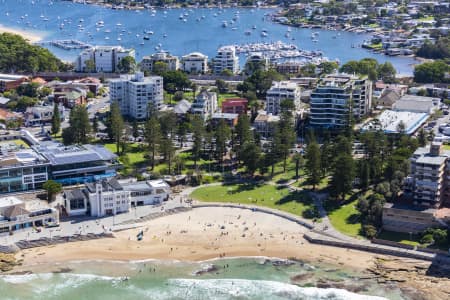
[0, 196, 23, 209]
[33, 142, 116, 165]
[362, 110, 428, 135]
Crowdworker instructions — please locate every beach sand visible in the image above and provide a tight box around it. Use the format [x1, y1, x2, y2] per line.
[16, 208, 390, 269]
[14, 207, 450, 299]
[0, 24, 44, 43]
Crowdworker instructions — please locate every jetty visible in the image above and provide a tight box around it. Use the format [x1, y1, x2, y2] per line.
[37, 39, 92, 50]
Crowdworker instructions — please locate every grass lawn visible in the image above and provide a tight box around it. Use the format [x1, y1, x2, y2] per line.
[104, 143, 148, 175]
[443, 144, 450, 151]
[218, 92, 239, 106]
[190, 183, 314, 217]
[377, 231, 420, 247]
[327, 199, 363, 238]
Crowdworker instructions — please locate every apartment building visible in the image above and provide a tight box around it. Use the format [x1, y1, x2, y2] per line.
[181, 52, 208, 74]
[75, 46, 135, 73]
[265, 81, 301, 115]
[405, 142, 450, 208]
[213, 46, 239, 75]
[109, 72, 163, 120]
[190, 90, 218, 121]
[140, 51, 179, 73]
[310, 74, 372, 128]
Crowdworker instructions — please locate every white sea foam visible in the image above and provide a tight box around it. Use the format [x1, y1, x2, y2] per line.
[1, 273, 53, 284]
[168, 278, 388, 300]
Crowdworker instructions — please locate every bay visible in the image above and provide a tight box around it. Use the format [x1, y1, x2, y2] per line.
[1, 0, 418, 74]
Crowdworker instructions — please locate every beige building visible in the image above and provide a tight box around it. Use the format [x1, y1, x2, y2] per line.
[0, 196, 59, 233]
[140, 51, 179, 73]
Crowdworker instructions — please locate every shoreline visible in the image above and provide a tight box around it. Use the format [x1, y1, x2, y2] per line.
[0, 24, 45, 43]
[8, 206, 450, 298]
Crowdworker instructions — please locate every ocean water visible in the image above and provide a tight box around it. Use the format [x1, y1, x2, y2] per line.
[0, 0, 417, 74]
[0, 257, 408, 300]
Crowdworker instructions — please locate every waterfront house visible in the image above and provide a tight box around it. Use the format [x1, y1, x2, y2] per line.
[140, 51, 180, 73]
[181, 52, 208, 74]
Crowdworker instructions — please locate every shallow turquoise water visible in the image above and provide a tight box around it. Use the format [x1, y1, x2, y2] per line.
[0, 257, 408, 300]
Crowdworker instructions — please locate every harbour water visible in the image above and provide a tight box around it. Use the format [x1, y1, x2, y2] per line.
[0, 0, 418, 74]
[1, 257, 408, 300]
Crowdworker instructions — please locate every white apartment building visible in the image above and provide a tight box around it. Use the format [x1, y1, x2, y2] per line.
[181, 52, 208, 74]
[190, 90, 218, 121]
[75, 46, 135, 73]
[213, 46, 239, 74]
[310, 74, 372, 128]
[109, 72, 163, 120]
[140, 51, 179, 73]
[265, 81, 301, 115]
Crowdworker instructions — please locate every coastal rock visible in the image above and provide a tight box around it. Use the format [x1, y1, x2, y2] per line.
[290, 273, 314, 282]
[192, 264, 218, 276]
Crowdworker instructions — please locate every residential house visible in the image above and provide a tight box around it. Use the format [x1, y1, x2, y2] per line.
[211, 113, 239, 128]
[253, 113, 280, 138]
[221, 98, 248, 115]
[24, 104, 65, 127]
[0, 74, 28, 92]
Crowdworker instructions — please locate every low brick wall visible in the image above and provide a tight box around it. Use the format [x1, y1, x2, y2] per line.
[304, 233, 436, 262]
[372, 238, 415, 250]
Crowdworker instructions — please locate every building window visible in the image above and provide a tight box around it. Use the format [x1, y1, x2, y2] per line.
[70, 198, 85, 210]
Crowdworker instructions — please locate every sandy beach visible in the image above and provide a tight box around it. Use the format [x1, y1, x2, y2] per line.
[0, 24, 44, 43]
[16, 207, 375, 269]
[12, 207, 450, 299]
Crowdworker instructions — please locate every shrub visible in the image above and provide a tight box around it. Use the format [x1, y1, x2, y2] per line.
[420, 234, 434, 245]
[363, 224, 377, 239]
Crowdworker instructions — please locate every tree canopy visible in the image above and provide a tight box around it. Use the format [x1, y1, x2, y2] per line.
[414, 61, 450, 83]
[0, 33, 68, 73]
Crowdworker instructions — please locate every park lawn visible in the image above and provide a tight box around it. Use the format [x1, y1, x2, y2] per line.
[377, 231, 420, 247]
[327, 199, 363, 238]
[218, 92, 240, 106]
[443, 144, 450, 151]
[271, 160, 298, 183]
[190, 183, 314, 217]
[104, 143, 148, 173]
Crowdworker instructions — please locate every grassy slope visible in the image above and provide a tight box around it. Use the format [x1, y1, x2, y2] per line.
[191, 183, 314, 217]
